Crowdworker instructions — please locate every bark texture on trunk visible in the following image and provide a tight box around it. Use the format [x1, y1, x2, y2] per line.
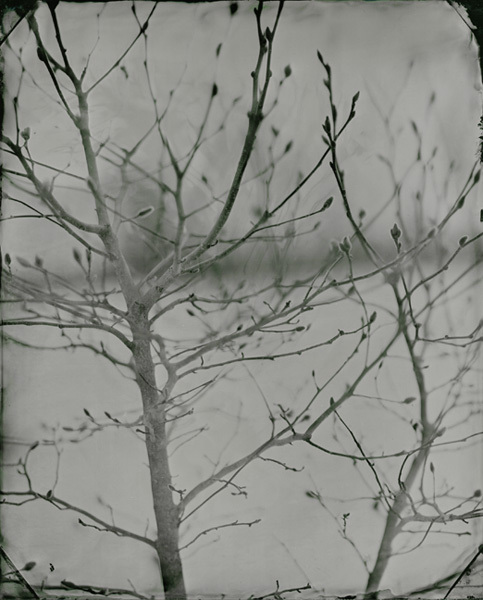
[131, 303, 186, 600]
[365, 442, 431, 598]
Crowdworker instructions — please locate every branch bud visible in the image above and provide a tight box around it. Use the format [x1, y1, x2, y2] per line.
[21, 127, 31, 141]
[339, 237, 351, 255]
[390, 223, 401, 241]
[36, 46, 47, 63]
[390, 223, 402, 252]
[134, 206, 154, 219]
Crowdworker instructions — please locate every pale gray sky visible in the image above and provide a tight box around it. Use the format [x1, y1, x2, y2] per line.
[2, 2, 482, 598]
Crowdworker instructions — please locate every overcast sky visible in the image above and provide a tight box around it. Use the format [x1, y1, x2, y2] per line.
[3, 2, 483, 598]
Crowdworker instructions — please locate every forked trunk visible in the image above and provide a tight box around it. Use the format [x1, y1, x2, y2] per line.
[365, 442, 432, 598]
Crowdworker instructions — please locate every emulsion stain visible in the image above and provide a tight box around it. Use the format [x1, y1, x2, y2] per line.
[456, 1, 483, 160]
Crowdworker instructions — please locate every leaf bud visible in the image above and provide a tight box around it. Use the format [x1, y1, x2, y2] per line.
[390, 223, 402, 240]
[134, 206, 154, 219]
[37, 47, 47, 63]
[339, 236, 352, 254]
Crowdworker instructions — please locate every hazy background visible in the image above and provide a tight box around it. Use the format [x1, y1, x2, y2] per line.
[2, 1, 483, 598]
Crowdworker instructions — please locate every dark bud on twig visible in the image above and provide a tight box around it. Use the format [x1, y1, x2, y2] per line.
[134, 206, 154, 219]
[73, 247, 82, 263]
[212, 83, 218, 97]
[34, 255, 43, 268]
[284, 65, 292, 78]
[216, 43, 222, 57]
[22, 562, 36, 572]
[229, 2, 238, 16]
[21, 127, 30, 141]
[36, 46, 47, 63]
[322, 196, 333, 210]
[284, 141, 293, 154]
[265, 27, 272, 42]
[390, 223, 402, 252]
[350, 92, 360, 119]
[305, 490, 319, 499]
[5, 253, 11, 266]
[459, 236, 468, 247]
[390, 223, 401, 241]
[369, 311, 377, 324]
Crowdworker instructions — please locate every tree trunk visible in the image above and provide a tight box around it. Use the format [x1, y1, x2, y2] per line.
[130, 303, 186, 600]
[364, 444, 431, 598]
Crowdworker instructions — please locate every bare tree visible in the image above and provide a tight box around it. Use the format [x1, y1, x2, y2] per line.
[1, 2, 482, 599]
